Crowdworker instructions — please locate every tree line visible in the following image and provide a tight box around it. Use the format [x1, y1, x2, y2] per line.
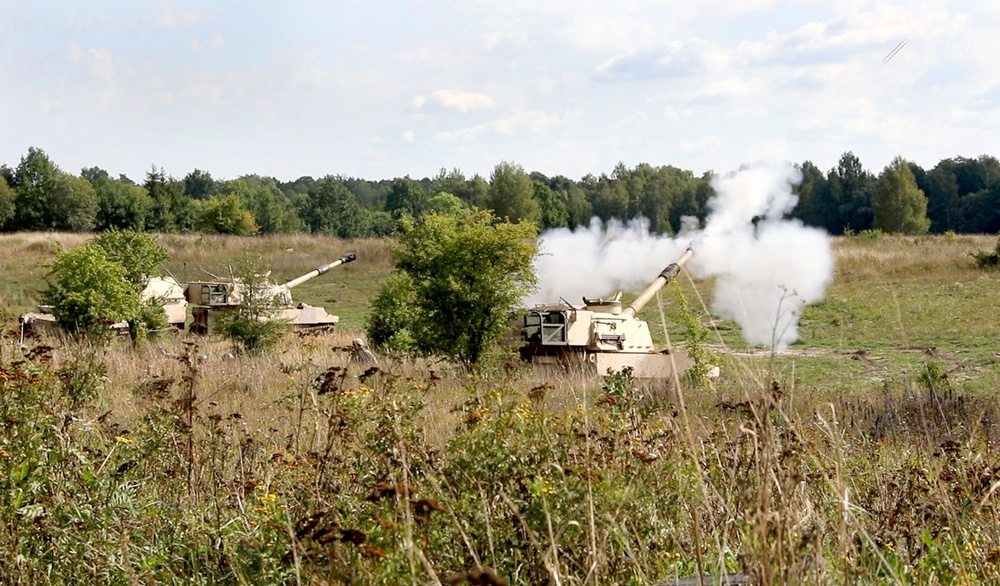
[2, 146, 999, 237]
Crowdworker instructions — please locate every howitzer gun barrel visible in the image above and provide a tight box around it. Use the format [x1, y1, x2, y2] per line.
[623, 248, 694, 317]
[283, 252, 357, 289]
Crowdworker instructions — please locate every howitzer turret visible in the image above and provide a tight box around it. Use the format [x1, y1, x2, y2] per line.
[519, 247, 694, 379]
[186, 251, 357, 334]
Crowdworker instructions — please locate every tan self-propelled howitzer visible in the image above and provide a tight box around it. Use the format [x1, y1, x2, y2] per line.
[19, 276, 188, 341]
[186, 252, 356, 334]
[520, 248, 694, 379]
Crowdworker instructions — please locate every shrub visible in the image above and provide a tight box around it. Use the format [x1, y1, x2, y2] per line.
[375, 209, 538, 365]
[972, 235, 1000, 268]
[42, 243, 139, 338]
[365, 272, 427, 354]
[213, 254, 289, 354]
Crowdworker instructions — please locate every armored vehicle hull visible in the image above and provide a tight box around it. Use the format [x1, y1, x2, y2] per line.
[520, 248, 695, 379]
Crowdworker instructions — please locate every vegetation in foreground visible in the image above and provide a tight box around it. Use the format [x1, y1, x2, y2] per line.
[1, 232, 1000, 584]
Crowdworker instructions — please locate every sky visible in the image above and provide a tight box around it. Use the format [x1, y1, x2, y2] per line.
[2, 0, 998, 184]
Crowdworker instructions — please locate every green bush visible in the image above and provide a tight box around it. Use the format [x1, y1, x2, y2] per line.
[373, 209, 538, 365]
[972, 235, 1000, 268]
[365, 272, 420, 353]
[42, 243, 139, 338]
[213, 254, 289, 354]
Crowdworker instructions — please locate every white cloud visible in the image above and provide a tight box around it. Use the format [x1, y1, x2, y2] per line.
[207, 34, 225, 51]
[595, 40, 726, 81]
[402, 129, 415, 142]
[180, 75, 225, 106]
[193, 34, 225, 51]
[422, 89, 496, 113]
[701, 78, 753, 99]
[436, 110, 562, 141]
[68, 44, 116, 82]
[680, 135, 722, 153]
[156, 3, 204, 28]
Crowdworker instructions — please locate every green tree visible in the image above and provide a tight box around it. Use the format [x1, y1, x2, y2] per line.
[376, 209, 538, 365]
[463, 174, 491, 208]
[487, 161, 541, 225]
[583, 173, 629, 222]
[303, 176, 370, 238]
[873, 156, 931, 234]
[365, 271, 420, 353]
[958, 183, 1000, 233]
[532, 181, 569, 230]
[85, 168, 151, 231]
[213, 255, 289, 354]
[385, 177, 430, 219]
[341, 175, 389, 208]
[430, 168, 490, 208]
[951, 155, 1000, 195]
[791, 161, 833, 230]
[193, 194, 259, 236]
[11, 147, 60, 229]
[145, 166, 191, 232]
[42, 243, 139, 337]
[50, 175, 99, 231]
[923, 161, 961, 233]
[548, 175, 591, 228]
[10, 147, 98, 231]
[0, 175, 14, 229]
[367, 209, 396, 237]
[829, 151, 876, 234]
[425, 192, 465, 216]
[622, 163, 700, 234]
[92, 230, 168, 293]
[225, 176, 301, 233]
[91, 229, 171, 341]
[183, 169, 218, 200]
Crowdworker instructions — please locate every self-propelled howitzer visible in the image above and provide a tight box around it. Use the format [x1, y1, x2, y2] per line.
[519, 248, 694, 379]
[186, 252, 357, 334]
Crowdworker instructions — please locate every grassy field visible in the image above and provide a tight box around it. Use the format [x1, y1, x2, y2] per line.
[1, 231, 1000, 585]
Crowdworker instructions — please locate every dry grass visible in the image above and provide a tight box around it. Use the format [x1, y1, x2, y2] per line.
[3, 231, 1000, 584]
[832, 234, 995, 283]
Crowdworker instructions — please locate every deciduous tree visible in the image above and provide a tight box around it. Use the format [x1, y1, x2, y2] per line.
[303, 176, 370, 238]
[86, 169, 151, 231]
[43, 243, 139, 337]
[386, 177, 430, 219]
[0, 175, 14, 229]
[487, 162, 541, 225]
[225, 175, 301, 233]
[91, 230, 171, 341]
[213, 255, 289, 354]
[373, 209, 538, 365]
[193, 194, 258, 236]
[873, 156, 930, 235]
[11, 147, 98, 231]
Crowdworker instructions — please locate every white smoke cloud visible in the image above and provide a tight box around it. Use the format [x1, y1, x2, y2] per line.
[528, 161, 835, 350]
